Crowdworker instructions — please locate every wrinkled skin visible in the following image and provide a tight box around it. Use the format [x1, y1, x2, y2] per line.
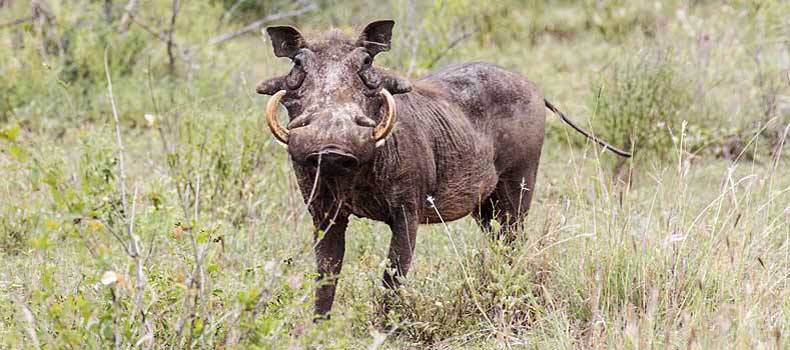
[257, 21, 555, 319]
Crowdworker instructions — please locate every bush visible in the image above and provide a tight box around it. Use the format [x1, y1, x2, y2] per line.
[591, 49, 694, 164]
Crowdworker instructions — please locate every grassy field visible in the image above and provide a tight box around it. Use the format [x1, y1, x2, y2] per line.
[1, 1, 789, 349]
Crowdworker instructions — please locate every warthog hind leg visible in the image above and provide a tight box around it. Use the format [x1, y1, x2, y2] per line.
[474, 164, 539, 243]
[382, 205, 418, 289]
[380, 205, 419, 317]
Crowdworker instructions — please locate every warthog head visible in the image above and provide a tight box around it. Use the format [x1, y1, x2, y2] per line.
[256, 20, 412, 176]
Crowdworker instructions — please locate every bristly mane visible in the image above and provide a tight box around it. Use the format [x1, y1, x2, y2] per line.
[308, 29, 355, 51]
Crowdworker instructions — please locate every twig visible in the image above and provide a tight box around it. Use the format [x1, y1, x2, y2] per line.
[125, 12, 192, 64]
[194, 173, 201, 222]
[207, 3, 317, 46]
[31, 0, 53, 68]
[105, 47, 151, 349]
[217, 0, 248, 27]
[127, 14, 170, 43]
[167, 0, 182, 75]
[31, 0, 53, 21]
[176, 173, 208, 348]
[770, 122, 788, 178]
[104, 47, 128, 217]
[118, 0, 139, 33]
[425, 29, 477, 69]
[99, 219, 133, 256]
[175, 244, 209, 348]
[188, 199, 206, 348]
[18, 300, 41, 349]
[0, 16, 33, 29]
[129, 184, 153, 349]
[112, 288, 121, 350]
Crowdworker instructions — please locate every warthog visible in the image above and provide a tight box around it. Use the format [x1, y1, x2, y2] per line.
[256, 20, 630, 318]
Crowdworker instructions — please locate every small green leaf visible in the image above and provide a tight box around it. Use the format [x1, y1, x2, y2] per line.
[41, 265, 56, 290]
[196, 230, 209, 244]
[30, 166, 41, 189]
[192, 317, 203, 335]
[207, 262, 219, 274]
[0, 124, 20, 141]
[31, 235, 54, 250]
[9, 143, 26, 160]
[490, 219, 502, 234]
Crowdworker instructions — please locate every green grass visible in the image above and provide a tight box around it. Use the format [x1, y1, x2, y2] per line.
[1, 1, 789, 349]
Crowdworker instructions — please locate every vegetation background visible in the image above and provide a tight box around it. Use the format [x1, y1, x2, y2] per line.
[1, 0, 788, 348]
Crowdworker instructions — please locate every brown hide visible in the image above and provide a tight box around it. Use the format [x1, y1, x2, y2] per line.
[257, 20, 628, 319]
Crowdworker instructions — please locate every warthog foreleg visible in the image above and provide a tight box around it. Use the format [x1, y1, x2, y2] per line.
[313, 213, 350, 320]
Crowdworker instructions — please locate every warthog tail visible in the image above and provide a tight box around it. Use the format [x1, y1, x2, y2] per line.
[545, 100, 632, 158]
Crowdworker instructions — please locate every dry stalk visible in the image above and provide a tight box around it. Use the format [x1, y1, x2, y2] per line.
[18, 298, 41, 349]
[104, 46, 152, 348]
[175, 173, 209, 349]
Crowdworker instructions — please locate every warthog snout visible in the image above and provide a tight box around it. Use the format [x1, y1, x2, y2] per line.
[305, 148, 359, 175]
[284, 106, 375, 175]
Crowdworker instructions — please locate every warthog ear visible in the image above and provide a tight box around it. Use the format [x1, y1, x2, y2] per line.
[256, 75, 286, 95]
[357, 20, 394, 57]
[266, 26, 306, 58]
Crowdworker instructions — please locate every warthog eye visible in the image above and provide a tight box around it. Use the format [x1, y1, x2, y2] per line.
[286, 53, 306, 90]
[359, 69, 379, 89]
[359, 56, 379, 89]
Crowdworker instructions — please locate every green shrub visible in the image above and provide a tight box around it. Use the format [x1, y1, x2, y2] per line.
[591, 49, 693, 163]
[582, 0, 664, 40]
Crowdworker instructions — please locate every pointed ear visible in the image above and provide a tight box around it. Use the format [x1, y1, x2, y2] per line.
[266, 26, 306, 58]
[357, 20, 394, 57]
[256, 75, 286, 95]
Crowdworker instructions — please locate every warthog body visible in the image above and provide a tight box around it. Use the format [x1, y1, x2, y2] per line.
[256, 20, 630, 318]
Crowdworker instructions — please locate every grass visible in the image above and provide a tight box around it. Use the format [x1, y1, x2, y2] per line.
[1, 1, 789, 349]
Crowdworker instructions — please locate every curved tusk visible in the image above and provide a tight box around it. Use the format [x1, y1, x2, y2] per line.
[373, 88, 396, 144]
[265, 90, 289, 145]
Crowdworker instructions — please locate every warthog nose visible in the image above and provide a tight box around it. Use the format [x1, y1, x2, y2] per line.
[305, 149, 359, 175]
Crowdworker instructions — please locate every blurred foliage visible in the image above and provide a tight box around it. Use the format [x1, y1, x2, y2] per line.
[592, 49, 693, 163]
[582, 0, 665, 40]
